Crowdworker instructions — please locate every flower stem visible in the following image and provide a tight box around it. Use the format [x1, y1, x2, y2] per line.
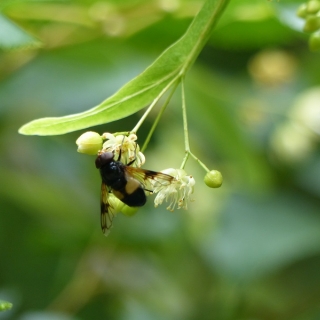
[189, 151, 210, 172]
[181, 77, 190, 152]
[180, 77, 210, 173]
[132, 76, 180, 134]
[180, 77, 190, 169]
[141, 80, 179, 152]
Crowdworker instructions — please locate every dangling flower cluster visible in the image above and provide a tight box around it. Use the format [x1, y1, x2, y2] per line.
[101, 132, 145, 167]
[76, 131, 213, 215]
[152, 168, 195, 211]
[297, 0, 320, 51]
[76, 131, 145, 167]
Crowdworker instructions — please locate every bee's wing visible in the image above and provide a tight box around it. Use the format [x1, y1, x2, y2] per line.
[125, 167, 175, 192]
[100, 182, 117, 236]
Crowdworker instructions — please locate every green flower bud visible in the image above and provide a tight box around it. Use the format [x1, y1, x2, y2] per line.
[76, 131, 103, 155]
[204, 170, 223, 188]
[303, 14, 320, 32]
[307, 0, 320, 14]
[309, 30, 320, 51]
[121, 205, 139, 216]
[297, 3, 308, 18]
[0, 300, 13, 311]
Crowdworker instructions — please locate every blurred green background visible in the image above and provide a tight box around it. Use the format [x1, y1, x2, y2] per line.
[1, 0, 320, 319]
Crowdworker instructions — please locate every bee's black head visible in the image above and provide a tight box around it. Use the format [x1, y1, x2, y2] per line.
[95, 152, 114, 169]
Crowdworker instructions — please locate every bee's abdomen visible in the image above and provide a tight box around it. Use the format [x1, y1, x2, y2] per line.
[114, 187, 146, 207]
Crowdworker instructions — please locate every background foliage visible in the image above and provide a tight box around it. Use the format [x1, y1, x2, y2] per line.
[1, 0, 320, 319]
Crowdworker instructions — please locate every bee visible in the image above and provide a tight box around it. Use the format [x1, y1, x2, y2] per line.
[95, 150, 175, 235]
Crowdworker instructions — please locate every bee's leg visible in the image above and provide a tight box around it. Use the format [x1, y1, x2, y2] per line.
[117, 135, 127, 161]
[127, 142, 138, 166]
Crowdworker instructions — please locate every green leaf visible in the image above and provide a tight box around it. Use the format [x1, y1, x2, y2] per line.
[0, 13, 41, 50]
[0, 300, 13, 312]
[18, 0, 230, 136]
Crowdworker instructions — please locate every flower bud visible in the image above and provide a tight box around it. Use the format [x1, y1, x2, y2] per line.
[204, 170, 223, 188]
[76, 131, 103, 155]
[303, 14, 320, 32]
[297, 3, 308, 18]
[309, 30, 320, 51]
[307, 0, 320, 14]
[121, 205, 139, 216]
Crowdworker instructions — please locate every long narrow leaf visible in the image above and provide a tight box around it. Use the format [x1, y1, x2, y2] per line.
[19, 0, 229, 135]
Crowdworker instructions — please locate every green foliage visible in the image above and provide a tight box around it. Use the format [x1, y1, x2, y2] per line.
[18, 0, 229, 135]
[1, 0, 320, 320]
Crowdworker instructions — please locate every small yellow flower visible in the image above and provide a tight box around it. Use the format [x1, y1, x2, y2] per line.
[102, 133, 145, 167]
[153, 168, 195, 211]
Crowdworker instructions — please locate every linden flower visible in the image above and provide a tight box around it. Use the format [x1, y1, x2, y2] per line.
[102, 133, 145, 167]
[153, 168, 195, 211]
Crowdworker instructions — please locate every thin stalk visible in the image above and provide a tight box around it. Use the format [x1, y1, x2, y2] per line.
[132, 76, 180, 133]
[189, 151, 210, 172]
[180, 78, 190, 169]
[141, 80, 179, 152]
[180, 152, 189, 170]
[180, 78, 210, 173]
[181, 77, 189, 152]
